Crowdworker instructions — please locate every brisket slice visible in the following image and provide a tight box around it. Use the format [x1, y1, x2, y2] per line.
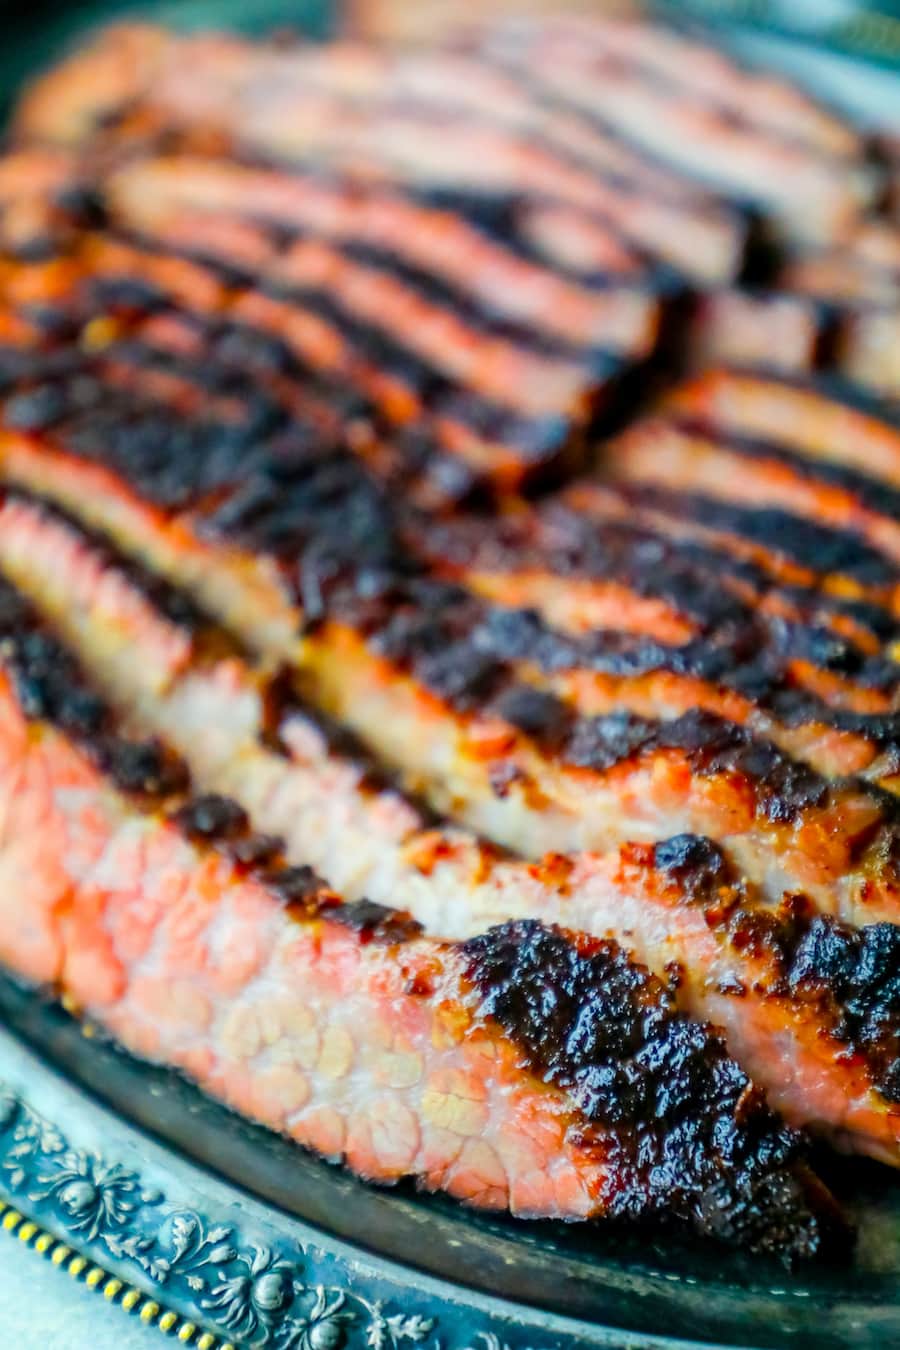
[3, 488, 900, 1166]
[11, 24, 745, 283]
[1, 408, 898, 923]
[0, 568, 846, 1260]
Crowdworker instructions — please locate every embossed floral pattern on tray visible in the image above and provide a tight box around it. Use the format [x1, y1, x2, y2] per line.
[0, 1079, 451, 1350]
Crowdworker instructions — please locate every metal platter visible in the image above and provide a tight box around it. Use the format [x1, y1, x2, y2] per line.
[1, 3, 900, 1346]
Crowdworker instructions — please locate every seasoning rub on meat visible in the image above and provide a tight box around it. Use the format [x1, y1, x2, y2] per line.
[1, 14, 900, 1263]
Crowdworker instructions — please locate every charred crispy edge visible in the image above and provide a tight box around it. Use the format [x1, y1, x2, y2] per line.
[28, 298, 893, 647]
[463, 918, 845, 1260]
[1, 234, 599, 492]
[463, 602, 900, 754]
[2, 415, 895, 823]
[665, 414, 900, 528]
[601, 480, 900, 592]
[0, 569, 190, 800]
[0, 564, 427, 939]
[7, 473, 900, 1147]
[0, 343, 390, 513]
[319, 565, 869, 825]
[557, 483, 900, 648]
[415, 507, 900, 693]
[1, 482, 238, 652]
[115, 226, 611, 444]
[650, 834, 900, 1105]
[0, 561, 845, 1258]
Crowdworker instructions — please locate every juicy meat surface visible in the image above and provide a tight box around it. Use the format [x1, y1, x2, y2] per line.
[0, 569, 845, 1260]
[4, 482, 900, 1167]
[1, 398, 898, 927]
[3, 17, 900, 1260]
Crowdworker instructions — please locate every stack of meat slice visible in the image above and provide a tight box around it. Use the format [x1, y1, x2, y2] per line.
[689, 220, 900, 399]
[2, 18, 900, 1264]
[454, 13, 900, 399]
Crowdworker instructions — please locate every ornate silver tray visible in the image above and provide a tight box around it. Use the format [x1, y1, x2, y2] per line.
[3, 972, 900, 1350]
[1, 4, 900, 1347]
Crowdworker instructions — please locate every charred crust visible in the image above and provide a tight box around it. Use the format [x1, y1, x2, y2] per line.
[228, 831, 284, 868]
[653, 835, 731, 900]
[259, 862, 332, 909]
[464, 919, 846, 1260]
[329, 898, 424, 944]
[489, 684, 573, 745]
[97, 735, 189, 798]
[418, 507, 900, 696]
[127, 229, 588, 468]
[0, 575, 190, 800]
[309, 236, 623, 368]
[672, 418, 900, 536]
[566, 709, 830, 822]
[627, 481, 899, 589]
[4, 487, 224, 646]
[158, 793, 420, 937]
[172, 793, 249, 841]
[761, 910, 900, 1104]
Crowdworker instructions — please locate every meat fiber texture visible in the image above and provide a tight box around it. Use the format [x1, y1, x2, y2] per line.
[1, 16, 900, 1263]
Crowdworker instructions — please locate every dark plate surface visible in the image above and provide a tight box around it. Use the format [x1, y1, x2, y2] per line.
[1, 3, 900, 1346]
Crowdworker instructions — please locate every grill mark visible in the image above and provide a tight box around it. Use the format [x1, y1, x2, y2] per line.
[417, 509, 900, 697]
[115, 225, 605, 441]
[305, 235, 641, 366]
[0, 244, 384, 427]
[8, 438, 900, 1150]
[47, 391, 885, 795]
[8, 463, 898, 817]
[558, 484, 900, 648]
[468, 605, 900, 762]
[84, 232, 592, 490]
[98, 156, 659, 357]
[463, 917, 836, 1254]
[401, 184, 680, 289]
[3, 351, 895, 783]
[0, 240, 587, 500]
[612, 481, 900, 592]
[242, 274, 592, 455]
[309, 564, 855, 824]
[7, 404, 900, 932]
[671, 417, 900, 527]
